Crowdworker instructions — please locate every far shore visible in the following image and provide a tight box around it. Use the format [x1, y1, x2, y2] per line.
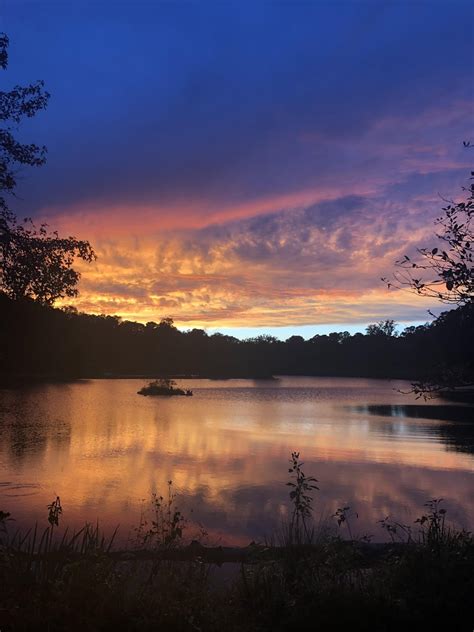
[0, 371, 420, 385]
[2, 373, 474, 403]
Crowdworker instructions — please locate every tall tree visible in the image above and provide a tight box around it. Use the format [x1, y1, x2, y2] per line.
[0, 33, 95, 304]
[383, 169, 474, 397]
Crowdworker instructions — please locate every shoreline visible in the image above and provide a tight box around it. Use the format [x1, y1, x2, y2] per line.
[0, 372, 423, 385]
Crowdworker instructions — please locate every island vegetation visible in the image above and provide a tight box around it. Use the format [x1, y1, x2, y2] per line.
[137, 378, 193, 397]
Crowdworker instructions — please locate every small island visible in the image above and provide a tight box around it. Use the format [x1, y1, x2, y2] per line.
[137, 378, 193, 397]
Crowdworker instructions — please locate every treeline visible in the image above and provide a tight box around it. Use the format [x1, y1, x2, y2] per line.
[1, 293, 473, 381]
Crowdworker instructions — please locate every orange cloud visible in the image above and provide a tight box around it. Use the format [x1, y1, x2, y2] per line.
[46, 98, 471, 330]
[54, 194, 443, 328]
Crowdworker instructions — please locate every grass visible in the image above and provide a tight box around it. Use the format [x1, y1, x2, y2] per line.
[1, 458, 473, 631]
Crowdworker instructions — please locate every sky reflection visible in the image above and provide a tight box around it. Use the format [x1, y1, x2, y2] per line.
[0, 378, 473, 544]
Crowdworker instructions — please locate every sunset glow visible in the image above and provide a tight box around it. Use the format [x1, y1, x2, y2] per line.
[3, 3, 472, 332]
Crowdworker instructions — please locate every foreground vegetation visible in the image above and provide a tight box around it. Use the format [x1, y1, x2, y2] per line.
[1, 455, 473, 631]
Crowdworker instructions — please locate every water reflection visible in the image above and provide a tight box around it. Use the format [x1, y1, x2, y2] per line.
[0, 378, 473, 544]
[350, 404, 474, 454]
[351, 403, 474, 423]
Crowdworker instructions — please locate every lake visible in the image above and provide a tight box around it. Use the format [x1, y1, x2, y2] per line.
[1, 377, 473, 544]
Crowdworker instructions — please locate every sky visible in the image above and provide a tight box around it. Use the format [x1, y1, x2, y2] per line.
[1, 0, 473, 338]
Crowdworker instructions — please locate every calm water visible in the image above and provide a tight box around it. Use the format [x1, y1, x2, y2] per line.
[1, 377, 473, 544]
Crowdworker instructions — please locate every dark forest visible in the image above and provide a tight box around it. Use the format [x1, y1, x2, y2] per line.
[2, 293, 472, 383]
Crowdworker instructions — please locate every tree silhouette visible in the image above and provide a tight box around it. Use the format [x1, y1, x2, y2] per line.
[383, 167, 474, 397]
[0, 34, 49, 207]
[366, 319, 398, 337]
[0, 33, 95, 304]
[384, 170, 473, 306]
[1, 218, 95, 304]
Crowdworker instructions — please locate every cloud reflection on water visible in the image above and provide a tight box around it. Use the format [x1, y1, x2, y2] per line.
[0, 378, 473, 544]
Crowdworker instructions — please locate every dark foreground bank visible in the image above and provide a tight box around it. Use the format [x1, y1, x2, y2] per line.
[1, 491, 473, 632]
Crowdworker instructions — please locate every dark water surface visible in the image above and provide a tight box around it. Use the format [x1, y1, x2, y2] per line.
[1, 377, 473, 544]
